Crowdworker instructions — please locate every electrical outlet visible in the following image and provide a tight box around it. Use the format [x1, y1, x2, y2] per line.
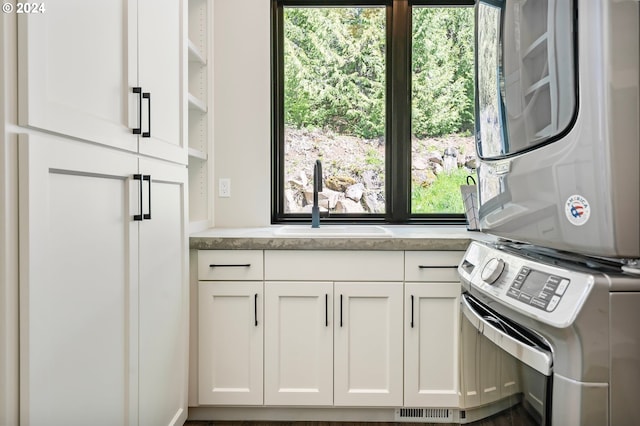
[219, 178, 231, 198]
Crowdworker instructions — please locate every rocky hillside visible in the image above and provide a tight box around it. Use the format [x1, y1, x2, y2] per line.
[284, 127, 476, 213]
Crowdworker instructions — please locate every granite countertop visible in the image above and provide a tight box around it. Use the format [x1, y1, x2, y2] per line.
[190, 225, 492, 251]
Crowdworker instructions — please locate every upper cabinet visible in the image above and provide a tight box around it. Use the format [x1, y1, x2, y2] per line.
[17, 0, 187, 165]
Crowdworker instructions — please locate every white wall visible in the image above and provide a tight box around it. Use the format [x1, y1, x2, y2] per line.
[212, 0, 271, 227]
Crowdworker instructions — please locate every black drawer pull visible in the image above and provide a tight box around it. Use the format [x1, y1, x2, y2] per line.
[209, 264, 251, 268]
[411, 295, 415, 328]
[340, 294, 343, 327]
[254, 293, 258, 326]
[418, 265, 458, 269]
[325, 294, 329, 327]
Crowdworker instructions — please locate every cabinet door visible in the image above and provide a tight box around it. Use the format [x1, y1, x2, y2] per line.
[137, 158, 188, 425]
[18, 1, 137, 153]
[404, 282, 460, 407]
[18, 134, 139, 426]
[137, 0, 186, 163]
[264, 282, 333, 406]
[460, 315, 481, 408]
[334, 282, 403, 407]
[198, 281, 264, 405]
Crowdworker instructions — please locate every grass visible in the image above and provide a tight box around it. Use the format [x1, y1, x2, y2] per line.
[411, 167, 469, 214]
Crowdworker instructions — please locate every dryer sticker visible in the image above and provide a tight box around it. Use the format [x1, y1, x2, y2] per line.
[565, 195, 591, 226]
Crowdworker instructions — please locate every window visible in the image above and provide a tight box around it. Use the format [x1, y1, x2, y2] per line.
[272, 0, 475, 224]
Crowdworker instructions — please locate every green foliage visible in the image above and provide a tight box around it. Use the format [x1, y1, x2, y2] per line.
[283, 6, 474, 139]
[411, 168, 468, 214]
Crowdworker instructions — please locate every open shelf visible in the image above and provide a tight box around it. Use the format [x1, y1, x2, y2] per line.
[188, 147, 208, 161]
[188, 92, 207, 113]
[188, 39, 207, 65]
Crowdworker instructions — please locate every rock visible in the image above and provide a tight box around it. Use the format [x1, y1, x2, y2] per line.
[432, 163, 444, 176]
[335, 198, 365, 213]
[303, 188, 342, 209]
[465, 156, 477, 169]
[443, 155, 458, 174]
[413, 158, 429, 170]
[362, 170, 381, 189]
[412, 169, 437, 187]
[287, 170, 308, 189]
[363, 191, 385, 213]
[426, 151, 443, 166]
[345, 183, 365, 202]
[325, 175, 356, 192]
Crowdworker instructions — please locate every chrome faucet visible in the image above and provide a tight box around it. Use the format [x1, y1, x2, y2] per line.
[312, 159, 322, 228]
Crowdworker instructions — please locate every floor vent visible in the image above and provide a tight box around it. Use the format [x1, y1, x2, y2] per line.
[396, 408, 454, 422]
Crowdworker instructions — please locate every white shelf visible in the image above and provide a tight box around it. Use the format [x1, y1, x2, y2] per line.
[188, 39, 207, 65]
[188, 92, 208, 113]
[188, 147, 208, 161]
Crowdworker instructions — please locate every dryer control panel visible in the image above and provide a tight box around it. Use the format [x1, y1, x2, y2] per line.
[506, 267, 570, 312]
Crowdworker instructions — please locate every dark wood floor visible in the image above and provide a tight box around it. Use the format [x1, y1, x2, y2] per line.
[185, 407, 535, 426]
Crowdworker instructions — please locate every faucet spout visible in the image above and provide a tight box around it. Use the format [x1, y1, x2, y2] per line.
[312, 159, 322, 228]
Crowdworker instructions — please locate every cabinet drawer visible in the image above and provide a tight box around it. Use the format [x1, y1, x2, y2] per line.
[198, 250, 264, 280]
[405, 251, 463, 282]
[265, 250, 404, 281]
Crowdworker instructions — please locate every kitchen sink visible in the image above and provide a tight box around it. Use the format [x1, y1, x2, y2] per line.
[273, 225, 393, 238]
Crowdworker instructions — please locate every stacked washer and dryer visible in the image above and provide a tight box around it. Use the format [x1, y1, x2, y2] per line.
[460, 0, 640, 424]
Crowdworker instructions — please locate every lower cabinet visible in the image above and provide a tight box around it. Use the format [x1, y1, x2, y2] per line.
[404, 282, 461, 407]
[196, 250, 464, 410]
[334, 282, 404, 406]
[264, 281, 333, 406]
[198, 281, 264, 405]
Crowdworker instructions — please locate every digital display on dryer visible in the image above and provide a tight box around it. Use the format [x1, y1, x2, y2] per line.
[507, 267, 570, 312]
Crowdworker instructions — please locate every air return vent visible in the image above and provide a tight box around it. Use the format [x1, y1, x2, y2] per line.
[395, 408, 454, 422]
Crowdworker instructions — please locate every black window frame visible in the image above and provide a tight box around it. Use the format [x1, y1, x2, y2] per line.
[271, 0, 476, 225]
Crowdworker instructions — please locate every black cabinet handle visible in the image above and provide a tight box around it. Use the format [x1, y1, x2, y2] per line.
[411, 295, 415, 328]
[142, 92, 151, 138]
[340, 294, 343, 327]
[418, 265, 458, 269]
[254, 293, 258, 326]
[132, 87, 143, 135]
[208, 264, 251, 268]
[325, 294, 328, 327]
[143, 175, 151, 220]
[133, 174, 143, 221]
[133, 174, 152, 221]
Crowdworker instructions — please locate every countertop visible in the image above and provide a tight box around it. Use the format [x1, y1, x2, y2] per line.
[190, 225, 492, 251]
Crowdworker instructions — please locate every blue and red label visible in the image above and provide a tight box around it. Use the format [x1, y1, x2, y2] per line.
[565, 195, 591, 226]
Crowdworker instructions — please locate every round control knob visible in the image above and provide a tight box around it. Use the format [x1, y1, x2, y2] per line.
[481, 258, 505, 284]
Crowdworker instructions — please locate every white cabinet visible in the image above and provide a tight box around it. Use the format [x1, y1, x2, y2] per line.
[403, 251, 463, 408]
[199, 281, 263, 405]
[18, 134, 188, 426]
[197, 250, 264, 405]
[18, 0, 186, 164]
[264, 250, 404, 407]
[334, 282, 403, 407]
[137, 157, 189, 426]
[264, 281, 334, 406]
